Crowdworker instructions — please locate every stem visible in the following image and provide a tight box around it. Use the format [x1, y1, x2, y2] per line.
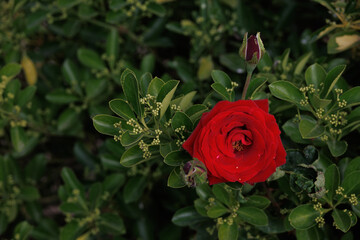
[241, 70, 253, 100]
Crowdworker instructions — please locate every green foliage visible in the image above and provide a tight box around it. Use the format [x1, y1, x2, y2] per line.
[1, 0, 360, 239]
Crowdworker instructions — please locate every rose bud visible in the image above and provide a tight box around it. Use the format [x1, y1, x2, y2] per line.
[182, 99, 286, 185]
[182, 160, 207, 187]
[239, 32, 265, 67]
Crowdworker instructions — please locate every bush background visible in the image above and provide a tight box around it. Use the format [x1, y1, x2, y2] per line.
[1, 0, 360, 239]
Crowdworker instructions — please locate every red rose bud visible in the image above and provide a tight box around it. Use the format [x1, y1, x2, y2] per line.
[182, 160, 207, 187]
[182, 99, 286, 185]
[239, 32, 265, 66]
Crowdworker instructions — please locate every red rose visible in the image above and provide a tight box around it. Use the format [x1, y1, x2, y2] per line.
[182, 99, 286, 185]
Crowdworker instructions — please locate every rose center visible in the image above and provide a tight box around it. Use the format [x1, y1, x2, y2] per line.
[232, 141, 245, 152]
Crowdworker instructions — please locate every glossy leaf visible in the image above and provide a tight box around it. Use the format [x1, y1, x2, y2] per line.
[122, 71, 142, 117]
[167, 167, 186, 188]
[123, 175, 147, 203]
[164, 150, 191, 166]
[92, 114, 121, 136]
[120, 145, 158, 167]
[211, 70, 232, 89]
[269, 81, 306, 106]
[147, 77, 165, 97]
[340, 86, 360, 108]
[172, 206, 206, 227]
[322, 65, 346, 98]
[0, 63, 22, 78]
[109, 99, 136, 120]
[211, 82, 230, 101]
[332, 209, 351, 233]
[237, 207, 268, 226]
[289, 204, 319, 230]
[305, 63, 326, 89]
[327, 139, 347, 157]
[157, 80, 179, 118]
[172, 111, 193, 131]
[299, 117, 325, 139]
[325, 164, 340, 200]
[294, 52, 312, 75]
[77, 48, 106, 70]
[246, 77, 267, 99]
[218, 222, 238, 240]
[341, 170, 360, 196]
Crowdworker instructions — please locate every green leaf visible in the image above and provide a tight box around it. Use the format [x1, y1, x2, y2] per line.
[289, 204, 319, 230]
[85, 78, 107, 99]
[219, 53, 245, 73]
[185, 104, 208, 122]
[62, 59, 82, 95]
[0, 63, 21, 78]
[167, 167, 186, 188]
[327, 139, 347, 157]
[122, 71, 142, 117]
[16, 86, 36, 107]
[179, 91, 196, 111]
[305, 63, 326, 89]
[123, 176, 147, 203]
[106, 29, 119, 69]
[310, 94, 332, 109]
[237, 207, 268, 226]
[10, 126, 26, 153]
[140, 73, 152, 96]
[164, 150, 191, 166]
[59, 203, 86, 214]
[344, 157, 360, 178]
[212, 184, 230, 206]
[246, 77, 267, 99]
[57, 0, 80, 8]
[109, 0, 126, 10]
[339, 86, 360, 108]
[172, 206, 206, 227]
[19, 186, 40, 201]
[103, 173, 125, 193]
[211, 70, 232, 89]
[281, 48, 290, 71]
[0, 213, 8, 235]
[341, 170, 360, 196]
[61, 167, 83, 192]
[57, 108, 78, 132]
[13, 221, 33, 240]
[325, 164, 340, 201]
[218, 222, 238, 240]
[60, 221, 81, 240]
[243, 195, 271, 209]
[109, 99, 136, 120]
[322, 65, 346, 98]
[78, 4, 97, 19]
[299, 117, 325, 139]
[196, 183, 213, 200]
[147, 77, 165, 97]
[207, 201, 229, 218]
[120, 145, 158, 167]
[269, 81, 306, 106]
[172, 111, 193, 131]
[77, 48, 106, 70]
[296, 226, 323, 240]
[157, 80, 179, 118]
[92, 114, 121, 136]
[120, 131, 143, 146]
[282, 120, 310, 144]
[211, 82, 230, 101]
[294, 52, 312, 75]
[332, 209, 351, 233]
[99, 213, 126, 235]
[147, 2, 166, 17]
[46, 90, 79, 104]
[327, 31, 360, 54]
[141, 53, 156, 73]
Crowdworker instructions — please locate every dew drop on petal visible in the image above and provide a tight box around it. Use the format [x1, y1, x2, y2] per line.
[238, 178, 242, 181]
[235, 166, 239, 169]
[216, 155, 220, 159]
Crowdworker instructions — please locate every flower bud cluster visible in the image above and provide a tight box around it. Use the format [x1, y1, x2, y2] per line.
[141, 94, 162, 117]
[175, 125, 186, 146]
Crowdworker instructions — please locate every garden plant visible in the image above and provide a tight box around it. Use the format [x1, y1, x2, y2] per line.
[1, 0, 360, 240]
